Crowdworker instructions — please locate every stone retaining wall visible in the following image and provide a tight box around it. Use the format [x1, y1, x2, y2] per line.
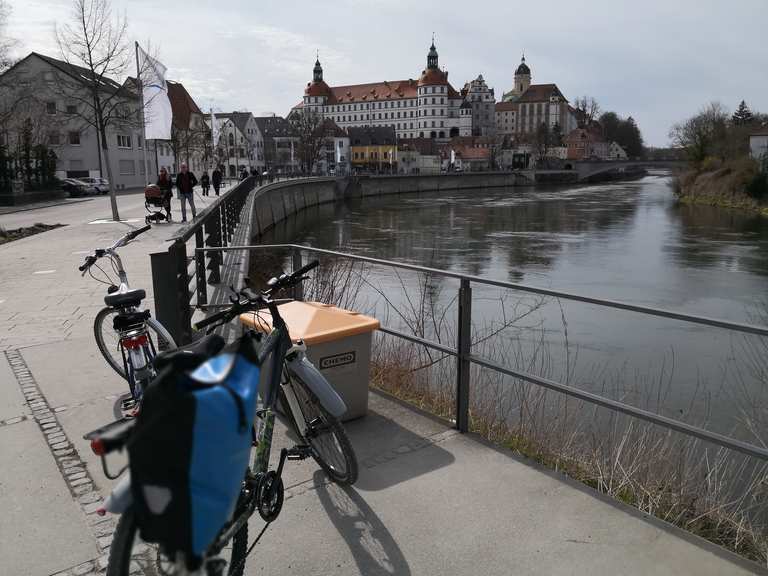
[249, 173, 529, 236]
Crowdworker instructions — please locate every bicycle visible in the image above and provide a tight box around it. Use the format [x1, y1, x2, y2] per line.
[85, 259, 358, 575]
[78, 224, 177, 418]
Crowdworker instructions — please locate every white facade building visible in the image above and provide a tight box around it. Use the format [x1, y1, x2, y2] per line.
[297, 41, 470, 141]
[750, 131, 768, 162]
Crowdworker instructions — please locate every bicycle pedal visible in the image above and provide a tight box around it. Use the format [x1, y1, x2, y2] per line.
[286, 445, 311, 460]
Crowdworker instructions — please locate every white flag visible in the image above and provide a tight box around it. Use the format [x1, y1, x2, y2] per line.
[138, 45, 172, 140]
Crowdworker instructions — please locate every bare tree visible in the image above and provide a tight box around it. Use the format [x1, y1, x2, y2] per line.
[0, 0, 16, 72]
[574, 96, 601, 128]
[669, 102, 729, 165]
[289, 110, 324, 174]
[54, 0, 135, 220]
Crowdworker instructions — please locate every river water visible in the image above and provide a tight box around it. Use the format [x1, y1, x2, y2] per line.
[256, 171, 768, 437]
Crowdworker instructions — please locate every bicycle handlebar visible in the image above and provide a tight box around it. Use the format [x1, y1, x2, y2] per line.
[78, 225, 152, 273]
[193, 260, 319, 332]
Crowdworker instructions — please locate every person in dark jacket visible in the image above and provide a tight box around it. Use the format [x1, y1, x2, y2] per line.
[239, 168, 248, 181]
[175, 163, 198, 222]
[212, 166, 222, 196]
[201, 170, 210, 196]
[157, 167, 173, 221]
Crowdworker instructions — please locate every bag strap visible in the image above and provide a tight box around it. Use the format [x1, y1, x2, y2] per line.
[221, 384, 247, 433]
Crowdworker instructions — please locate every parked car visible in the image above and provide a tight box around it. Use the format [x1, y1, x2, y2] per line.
[60, 178, 97, 197]
[79, 176, 109, 194]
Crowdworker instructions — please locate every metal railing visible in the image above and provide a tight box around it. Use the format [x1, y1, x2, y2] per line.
[190, 243, 768, 463]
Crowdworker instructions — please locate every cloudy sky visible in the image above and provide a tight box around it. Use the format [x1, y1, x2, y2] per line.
[9, 0, 768, 146]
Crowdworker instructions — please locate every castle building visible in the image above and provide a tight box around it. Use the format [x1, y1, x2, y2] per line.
[496, 55, 577, 138]
[462, 75, 496, 137]
[296, 41, 471, 141]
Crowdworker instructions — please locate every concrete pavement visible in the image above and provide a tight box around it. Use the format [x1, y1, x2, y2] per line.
[0, 193, 765, 575]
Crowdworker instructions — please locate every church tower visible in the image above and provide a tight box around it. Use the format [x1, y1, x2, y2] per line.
[514, 54, 531, 95]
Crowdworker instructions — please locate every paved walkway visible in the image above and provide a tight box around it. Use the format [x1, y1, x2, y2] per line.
[0, 194, 764, 575]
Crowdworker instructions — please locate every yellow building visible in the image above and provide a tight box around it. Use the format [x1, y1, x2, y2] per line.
[349, 127, 397, 172]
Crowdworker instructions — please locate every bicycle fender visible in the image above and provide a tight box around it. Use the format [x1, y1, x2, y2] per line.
[286, 356, 347, 418]
[101, 472, 133, 515]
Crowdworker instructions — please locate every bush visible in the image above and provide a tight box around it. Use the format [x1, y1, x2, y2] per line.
[745, 171, 768, 200]
[699, 156, 722, 172]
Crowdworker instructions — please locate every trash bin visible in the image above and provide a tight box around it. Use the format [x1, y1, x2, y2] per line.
[239, 301, 379, 420]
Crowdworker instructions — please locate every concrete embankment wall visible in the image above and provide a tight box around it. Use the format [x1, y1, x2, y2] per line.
[249, 173, 529, 236]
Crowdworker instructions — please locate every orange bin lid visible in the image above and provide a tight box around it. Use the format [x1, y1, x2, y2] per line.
[239, 301, 380, 345]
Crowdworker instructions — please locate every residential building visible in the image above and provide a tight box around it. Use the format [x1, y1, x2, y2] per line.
[166, 81, 208, 175]
[462, 75, 496, 137]
[608, 141, 628, 160]
[253, 115, 300, 173]
[749, 130, 768, 163]
[314, 119, 350, 175]
[566, 127, 609, 160]
[208, 111, 265, 177]
[497, 55, 577, 138]
[348, 126, 397, 172]
[0, 52, 154, 189]
[397, 138, 440, 174]
[296, 40, 471, 141]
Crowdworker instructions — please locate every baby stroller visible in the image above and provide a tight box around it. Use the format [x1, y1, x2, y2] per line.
[144, 184, 169, 224]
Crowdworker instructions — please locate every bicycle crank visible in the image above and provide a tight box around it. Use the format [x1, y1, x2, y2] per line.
[255, 471, 284, 522]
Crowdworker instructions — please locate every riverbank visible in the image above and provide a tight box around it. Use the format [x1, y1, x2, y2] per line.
[674, 158, 768, 216]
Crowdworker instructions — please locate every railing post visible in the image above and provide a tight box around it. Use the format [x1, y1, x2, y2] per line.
[195, 229, 207, 306]
[292, 249, 303, 301]
[205, 211, 221, 285]
[456, 278, 471, 433]
[151, 241, 192, 345]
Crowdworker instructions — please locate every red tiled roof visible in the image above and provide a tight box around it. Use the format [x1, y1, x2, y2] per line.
[565, 128, 606, 144]
[517, 83, 566, 104]
[305, 80, 333, 97]
[496, 101, 517, 112]
[167, 81, 202, 129]
[418, 68, 448, 87]
[307, 76, 462, 105]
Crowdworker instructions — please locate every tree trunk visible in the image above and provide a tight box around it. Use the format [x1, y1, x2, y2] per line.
[99, 118, 120, 221]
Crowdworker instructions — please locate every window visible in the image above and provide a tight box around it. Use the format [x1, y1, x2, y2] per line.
[119, 160, 135, 175]
[228, 133, 234, 146]
[48, 132, 60, 146]
[66, 104, 77, 115]
[138, 136, 143, 149]
[68, 131, 81, 145]
[117, 134, 132, 148]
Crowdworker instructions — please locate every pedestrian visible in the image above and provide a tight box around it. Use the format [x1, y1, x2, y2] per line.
[157, 167, 173, 222]
[240, 168, 248, 181]
[175, 163, 198, 222]
[212, 165, 222, 196]
[201, 170, 210, 196]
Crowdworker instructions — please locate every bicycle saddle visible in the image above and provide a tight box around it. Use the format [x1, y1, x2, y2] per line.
[104, 289, 146, 308]
[153, 334, 226, 372]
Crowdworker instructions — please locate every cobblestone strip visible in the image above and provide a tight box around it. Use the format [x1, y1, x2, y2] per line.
[4, 350, 114, 575]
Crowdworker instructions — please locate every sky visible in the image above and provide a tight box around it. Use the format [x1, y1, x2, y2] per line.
[9, 0, 768, 146]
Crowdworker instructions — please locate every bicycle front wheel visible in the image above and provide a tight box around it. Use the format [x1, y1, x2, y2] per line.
[285, 375, 358, 485]
[107, 505, 248, 576]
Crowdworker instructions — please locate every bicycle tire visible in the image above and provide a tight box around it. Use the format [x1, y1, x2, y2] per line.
[107, 505, 249, 576]
[284, 375, 358, 485]
[95, 309, 177, 382]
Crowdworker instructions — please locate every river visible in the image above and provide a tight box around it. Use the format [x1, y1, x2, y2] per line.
[255, 171, 768, 438]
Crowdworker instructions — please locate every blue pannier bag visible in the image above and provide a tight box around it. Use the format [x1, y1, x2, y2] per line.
[127, 334, 260, 564]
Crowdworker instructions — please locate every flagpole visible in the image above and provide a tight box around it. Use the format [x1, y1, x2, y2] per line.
[135, 41, 150, 185]
[210, 107, 215, 171]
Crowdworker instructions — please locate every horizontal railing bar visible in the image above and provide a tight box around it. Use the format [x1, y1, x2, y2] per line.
[378, 326, 458, 356]
[469, 353, 768, 461]
[196, 244, 768, 337]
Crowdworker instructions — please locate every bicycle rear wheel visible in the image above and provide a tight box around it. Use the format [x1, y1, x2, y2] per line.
[94, 308, 176, 381]
[107, 505, 248, 576]
[284, 375, 358, 485]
